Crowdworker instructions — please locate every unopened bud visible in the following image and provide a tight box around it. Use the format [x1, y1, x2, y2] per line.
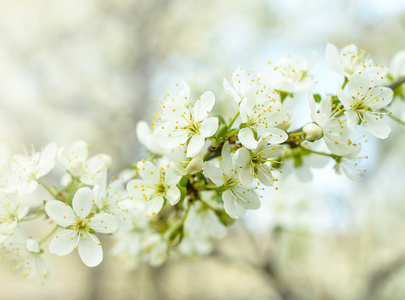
[186, 156, 203, 174]
[303, 123, 322, 141]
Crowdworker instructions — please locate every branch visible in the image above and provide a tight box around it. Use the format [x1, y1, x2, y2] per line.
[387, 75, 405, 90]
[362, 253, 405, 300]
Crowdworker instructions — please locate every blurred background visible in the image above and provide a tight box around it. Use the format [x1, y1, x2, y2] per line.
[1, 0, 405, 299]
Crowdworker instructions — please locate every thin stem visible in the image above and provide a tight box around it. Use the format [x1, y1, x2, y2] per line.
[38, 179, 58, 198]
[228, 111, 240, 129]
[382, 109, 405, 126]
[387, 75, 405, 90]
[288, 131, 303, 138]
[20, 211, 46, 222]
[225, 128, 240, 139]
[202, 185, 218, 190]
[300, 145, 336, 158]
[39, 225, 59, 245]
[341, 76, 348, 89]
[200, 199, 219, 212]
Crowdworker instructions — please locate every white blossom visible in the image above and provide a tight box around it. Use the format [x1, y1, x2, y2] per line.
[337, 73, 393, 138]
[233, 138, 286, 187]
[58, 140, 106, 186]
[308, 94, 351, 155]
[261, 54, 316, 95]
[325, 43, 388, 84]
[0, 192, 29, 243]
[203, 142, 260, 219]
[127, 161, 181, 216]
[180, 201, 227, 256]
[1, 229, 49, 282]
[154, 84, 219, 157]
[223, 67, 260, 103]
[238, 95, 289, 149]
[1, 142, 57, 196]
[45, 187, 118, 267]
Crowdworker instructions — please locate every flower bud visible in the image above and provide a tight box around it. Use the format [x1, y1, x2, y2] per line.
[186, 156, 203, 174]
[303, 123, 322, 141]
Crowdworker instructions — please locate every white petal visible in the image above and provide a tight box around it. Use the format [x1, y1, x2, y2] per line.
[187, 134, 205, 158]
[364, 87, 393, 110]
[126, 179, 147, 198]
[223, 78, 240, 102]
[137, 161, 160, 184]
[78, 233, 103, 267]
[45, 200, 75, 227]
[70, 141, 88, 160]
[221, 141, 232, 175]
[337, 88, 353, 110]
[166, 185, 181, 205]
[233, 147, 251, 167]
[266, 128, 288, 144]
[348, 73, 370, 98]
[363, 112, 391, 139]
[308, 94, 317, 121]
[257, 165, 274, 186]
[157, 128, 189, 149]
[324, 133, 350, 156]
[199, 117, 219, 138]
[164, 165, 182, 186]
[203, 162, 224, 187]
[49, 229, 78, 256]
[72, 187, 94, 218]
[193, 91, 215, 122]
[233, 187, 260, 210]
[222, 190, 239, 219]
[89, 213, 118, 234]
[145, 196, 164, 216]
[345, 110, 359, 134]
[36, 142, 57, 178]
[239, 165, 253, 187]
[238, 127, 258, 149]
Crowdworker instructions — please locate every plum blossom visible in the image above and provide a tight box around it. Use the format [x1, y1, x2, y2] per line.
[308, 94, 351, 155]
[154, 84, 218, 157]
[45, 187, 118, 267]
[337, 73, 393, 138]
[203, 142, 260, 219]
[1, 142, 57, 196]
[127, 160, 181, 216]
[58, 141, 107, 185]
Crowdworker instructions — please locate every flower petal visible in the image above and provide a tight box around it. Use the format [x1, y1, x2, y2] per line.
[89, 213, 118, 234]
[233, 147, 251, 167]
[78, 232, 103, 267]
[45, 200, 75, 227]
[199, 117, 219, 138]
[348, 73, 370, 98]
[72, 187, 95, 218]
[166, 185, 181, 205]
[137, 161, 160, 184]
[363, 112, 391, 139]
[238, 127, 258, 149]
[203, 162, 224, 187]
[345, 110, 359, 134]
[145, 196, 164, 216]
[193, 91, 215, 122]
[49, 229, 78, 256]
[187, 134, 205, 158]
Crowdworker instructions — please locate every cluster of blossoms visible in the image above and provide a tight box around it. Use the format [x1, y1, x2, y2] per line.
[0, 43, 404, 282]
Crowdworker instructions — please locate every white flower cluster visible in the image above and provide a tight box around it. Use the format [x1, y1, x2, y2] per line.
[0, 43, 404, 282]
